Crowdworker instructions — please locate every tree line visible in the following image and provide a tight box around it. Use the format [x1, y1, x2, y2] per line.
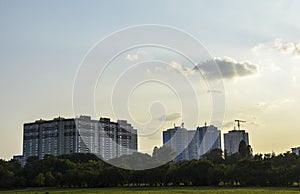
[1, 141, 300, 188]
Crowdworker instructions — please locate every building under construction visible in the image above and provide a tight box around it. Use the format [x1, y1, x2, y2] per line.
[223, 120, 249, 155]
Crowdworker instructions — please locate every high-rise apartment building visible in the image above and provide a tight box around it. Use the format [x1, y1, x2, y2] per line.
[163, 125, 189, 162]
[224, 129, 249, 155]
[292, 146, 300, 156]
[22, 115, 137, 165]
[163, 124, 221, 162]
[195, 125, 221, 158]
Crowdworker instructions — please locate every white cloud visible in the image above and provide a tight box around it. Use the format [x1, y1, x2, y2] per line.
[146, 60, 194, 77]
[126, 53, 138, 61]
[253, 39, 300, 56]
[274, 39, 300, 56]
[257, 98, 296, 110]
[168, 61, 195, 76]
[252, 43, 265, 53]
[169, 61, 182, 71]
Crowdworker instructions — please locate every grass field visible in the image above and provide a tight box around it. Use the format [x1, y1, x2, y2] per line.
[1, 187, 300, 194]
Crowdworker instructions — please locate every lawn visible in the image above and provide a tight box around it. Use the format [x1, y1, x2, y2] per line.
[1, 187, 300, 194]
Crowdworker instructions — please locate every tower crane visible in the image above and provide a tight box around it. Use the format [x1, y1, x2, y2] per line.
[234, 119, 246, 130]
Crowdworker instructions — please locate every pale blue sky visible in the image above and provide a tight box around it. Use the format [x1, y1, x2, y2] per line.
[1, 0, 300, 159]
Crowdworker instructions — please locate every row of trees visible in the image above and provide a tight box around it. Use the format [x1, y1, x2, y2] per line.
[1, 143, 300, 188]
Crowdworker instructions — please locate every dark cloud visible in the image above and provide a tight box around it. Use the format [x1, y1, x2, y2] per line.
[194, 57, 258, 80]
[158, 113, 181, 122]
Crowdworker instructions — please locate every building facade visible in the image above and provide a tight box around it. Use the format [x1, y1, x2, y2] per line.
[163, 124, 221, 162]
[163, 125, 190, 162]
[224, 129, 249, 155]
[22, 115, 137, 165]
[195, 125, 221, 159]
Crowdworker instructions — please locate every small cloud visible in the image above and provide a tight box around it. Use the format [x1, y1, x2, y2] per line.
[169, 61, 182, 71]
[195, 57, 258, 80]
[257, 98, 296, 110]
[126, 54, 138, 61]
[207, 89, 222, 94]
[251, 43, 264, 53]
[168, 61, 195, 76]
[274, 39, 300, 56]
[279, 42, 295, 53]
[158, 113, 181, 122]
[253, 39, 300, 56]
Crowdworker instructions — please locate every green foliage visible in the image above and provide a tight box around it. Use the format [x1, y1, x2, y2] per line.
[34, 173, 45, 186]
[202, 148, 224, 164]
[58, 153, 101, 163]
[1, 151, 300, 188]
[238, 140, 253, 159]
[0, 160, 15, 188]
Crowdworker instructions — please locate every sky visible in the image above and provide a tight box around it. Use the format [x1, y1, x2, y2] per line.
[1, 0, 300, 159]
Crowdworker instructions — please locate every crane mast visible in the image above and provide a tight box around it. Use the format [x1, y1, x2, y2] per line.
[234, 119, 246, 130]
